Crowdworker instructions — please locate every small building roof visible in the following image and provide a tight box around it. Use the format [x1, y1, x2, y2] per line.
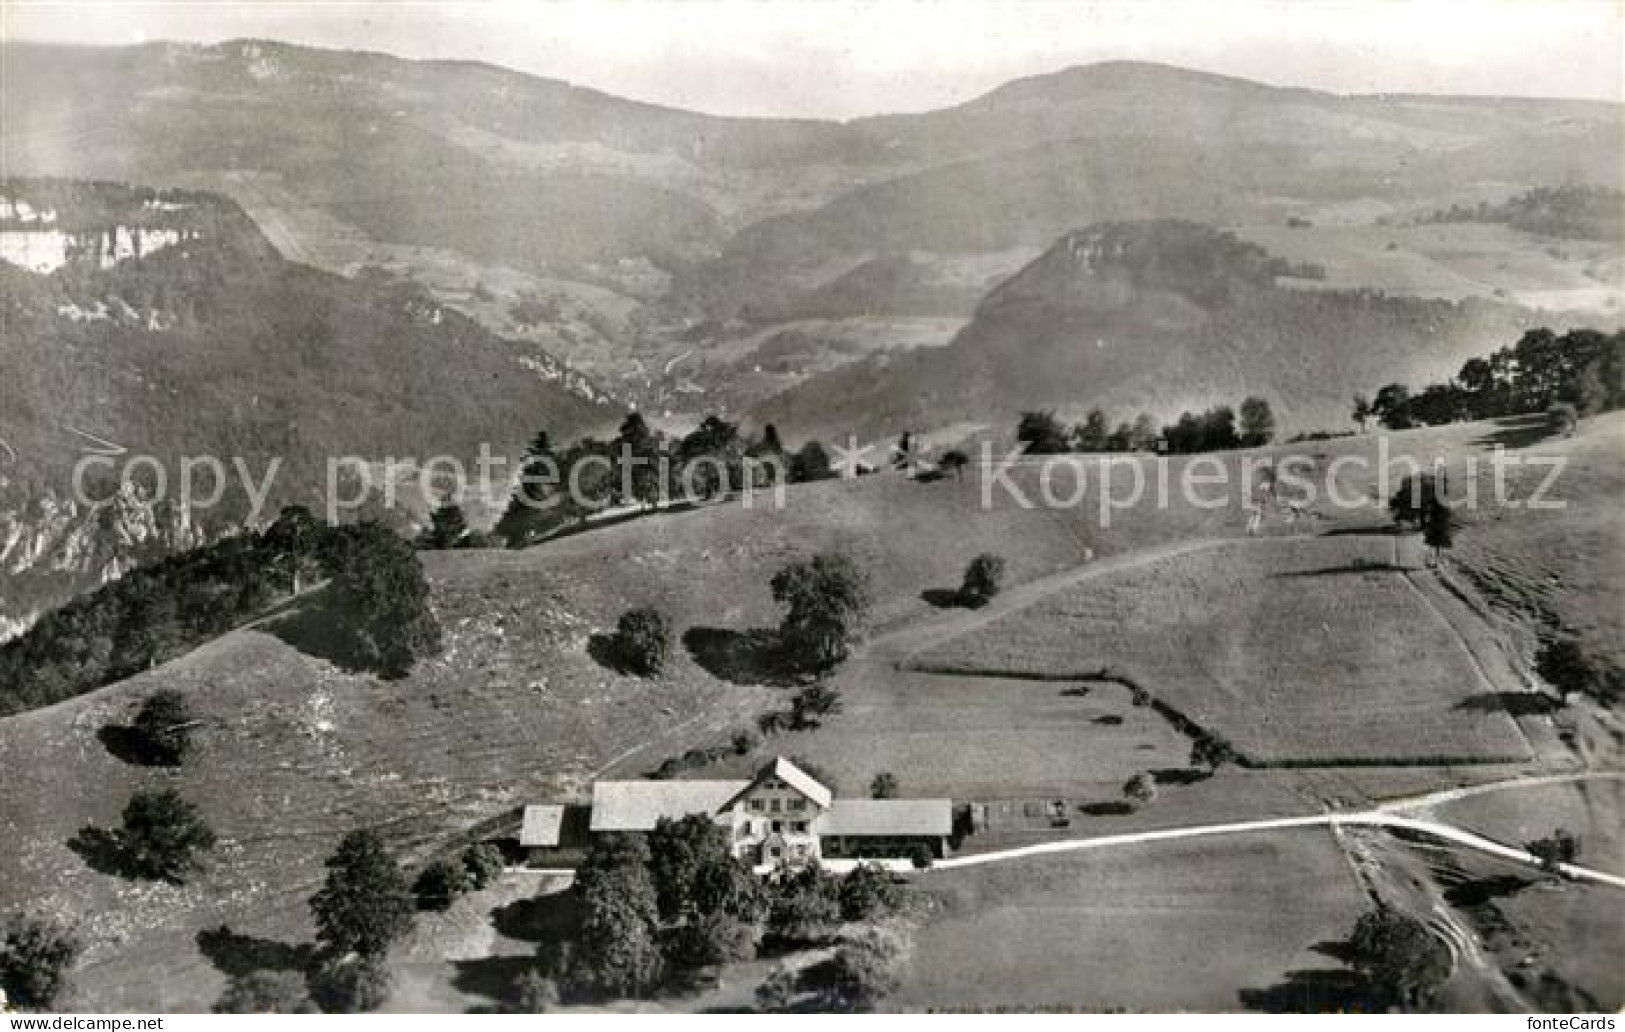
[820, 798, 953, 837]
[589, 780, 747, 832]
[519, 804, 566, 847]
[720, 756, 834, 812]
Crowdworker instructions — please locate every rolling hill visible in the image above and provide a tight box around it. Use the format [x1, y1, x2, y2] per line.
[0, 178, 609, 636]
[4, 43, 1619, 411]
[750, 220, 1578, 438]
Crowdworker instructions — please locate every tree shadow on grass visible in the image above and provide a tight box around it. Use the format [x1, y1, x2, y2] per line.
[683, 627, 804, 687]
[260, 587, 376, 675]
[451, 956, 540, 1009]
[920, 588, 966, 609]
[1443, 873, 1533, 907]
[1455, 692, 1563, 717]
[196, 925, 315, 978]
[587, 632, 632, 675]
[96, 724, 156, 766]
[1151, 767, 1211, 785]
[1470, 415, 1556, 452]
[1078, 801, 1135, 816]
[1238, 968, 1385, 1013]
[491, 888, 581, 945]
[1273, 563, 1409, 578]
[65, 826, 138, 879]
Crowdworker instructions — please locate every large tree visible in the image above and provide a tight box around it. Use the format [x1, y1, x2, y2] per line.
[261, 505, 323, 595]
[770, 553, 873, 671]
[131, 688, 199, 766]
[318, 522, 442, 676]
[1344, 908, 1451, 1008]
[119, 788, 217, 882]
[310, 829, 415, 958]
[570, 834, 664, 997]
[1238, 396, 1276, 447]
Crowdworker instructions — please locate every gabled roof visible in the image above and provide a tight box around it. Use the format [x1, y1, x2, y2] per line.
[519, 804, 566, 847]
[820, 798, 953, 837]
[719, 756, 834, 812]
[589, 780, 747, 832]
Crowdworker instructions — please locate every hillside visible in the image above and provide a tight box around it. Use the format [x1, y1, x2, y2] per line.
[4, 43, 1619, 413]
[0, 179, 609, 635]
[751, 221, 1574, 438]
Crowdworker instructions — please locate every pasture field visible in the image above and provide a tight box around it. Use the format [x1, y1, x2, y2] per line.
[896, 829, 1372, 1012]
[921, 536, 1532, 765]
[1429, 779, 1625, 878]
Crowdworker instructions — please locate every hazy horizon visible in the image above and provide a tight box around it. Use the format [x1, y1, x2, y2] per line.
[3, 0, 1622, 119]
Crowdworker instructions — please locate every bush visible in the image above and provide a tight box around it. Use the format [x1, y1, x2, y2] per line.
[414, 857, 475, 911]
[119, 789, 217, 882]
[0, 913, 82, 1011]
[614, 607, 672, 676]
[1525, 828, 1581, 874]
[958, 553, 1006, 608]
[908, 843, 934, 870]
[131, 689, 198, 765]
[731, 728, 760, 755]
[509, 968, 559, 1013]
[462, 843, 506, 890]
[1122, 772, 1158, 808]
[838, 863, 909, 922]
[870, 772, 899, 799]
[214, 970, 316, 1013]
[308, 954, 392, 1013]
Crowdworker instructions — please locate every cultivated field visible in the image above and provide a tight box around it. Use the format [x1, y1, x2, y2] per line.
[921, 535, 1532, 764]
[896, 829, 1373, 1011]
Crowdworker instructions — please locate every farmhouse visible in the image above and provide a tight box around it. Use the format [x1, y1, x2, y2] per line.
[520, 757, 952, 869]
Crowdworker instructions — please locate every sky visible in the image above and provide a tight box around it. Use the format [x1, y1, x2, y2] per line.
[3, 0, 1622, 119]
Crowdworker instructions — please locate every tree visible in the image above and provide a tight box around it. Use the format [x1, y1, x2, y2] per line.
[570, 836, 664, 997]
[510, 968, 559, 1013]
[1352, 393, 1373, 431]
[1017, 410, 1071, 454]
[1345, 907, 1451, 1008]
[1535, 637, 1620, 705]
[413, 857, 475, 911]
[0, 913, 82, 1011]
[678, 415, 743, 500]
[131, 688, 198, 765]
[311, 829, 415, 958]
[958, 553, 1006, 608]
[119, 788, 217, 882]
[1073, 408, 1109, 451]
[614, 607, 672, 676]
[613, 412, 665, 508]
[838, 863, 910, 922]
[319, 522, 443, 676]
[1123, 772, 1158, 808]
[214, 970, 317, 1014]
[1546, 401, 1579, 437]
[1525, 828, 1581, 875]
[1190, 731, 1237, 771]
[789, 683, 843, 730]
[789, 440, 834, 483]
[1130, 412, 1160, 451]
[1387, 473, 1442, 527]
[308, 954, 392, 1013]
[646, 815, 762, 927]
[1371, 383, 1414, 430]
[770, 553, 873, 671]
[1239, 396, 1276, 447]
[1421, 500, 1455, 562]
[462, 843, 506, 890]
[870, 772, 899, 799]
[938, 448, 969, 480]
[813, 931, 903, 1012]
[261, 505, 323, 595]
[418, 495, 469, 550]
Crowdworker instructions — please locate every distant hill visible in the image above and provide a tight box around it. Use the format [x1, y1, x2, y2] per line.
[750, 221, 1566, 439]
[4, 43, 1620, 411]
[0, 179, 609, 635]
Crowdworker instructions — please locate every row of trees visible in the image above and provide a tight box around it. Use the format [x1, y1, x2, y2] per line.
[493, 415, 839, 548]
[0, 509, 443, 714]
[1355, 328, 1625, 432]
[1016, 397, 1277, 457]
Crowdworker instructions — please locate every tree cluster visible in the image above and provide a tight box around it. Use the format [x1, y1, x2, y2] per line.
[1361, 328, 1625, 431]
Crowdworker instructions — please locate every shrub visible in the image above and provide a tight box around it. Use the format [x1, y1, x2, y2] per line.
[1123, 772, 1158, 808]
[614, 607, 672, 676]
[958, 553, 1006, 608]
[509, 968, 559, 1013]
[131, 689, 198, 766]
[414, 857, 475, 911]
[908, 843, 934, 870]
[1525, 828, 1581, 874]
[462, 843, 506, 890]
[812, 930, 903, 1012]
[731, 728, 760, 755]
[0, 913, 82, 1011]
[214, 970, 316, 1014]
[838, 863, 908, 922]
[308, 954, 392, 1013]
[870, 772, 899, 800]
[119, 789, 217, 882]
